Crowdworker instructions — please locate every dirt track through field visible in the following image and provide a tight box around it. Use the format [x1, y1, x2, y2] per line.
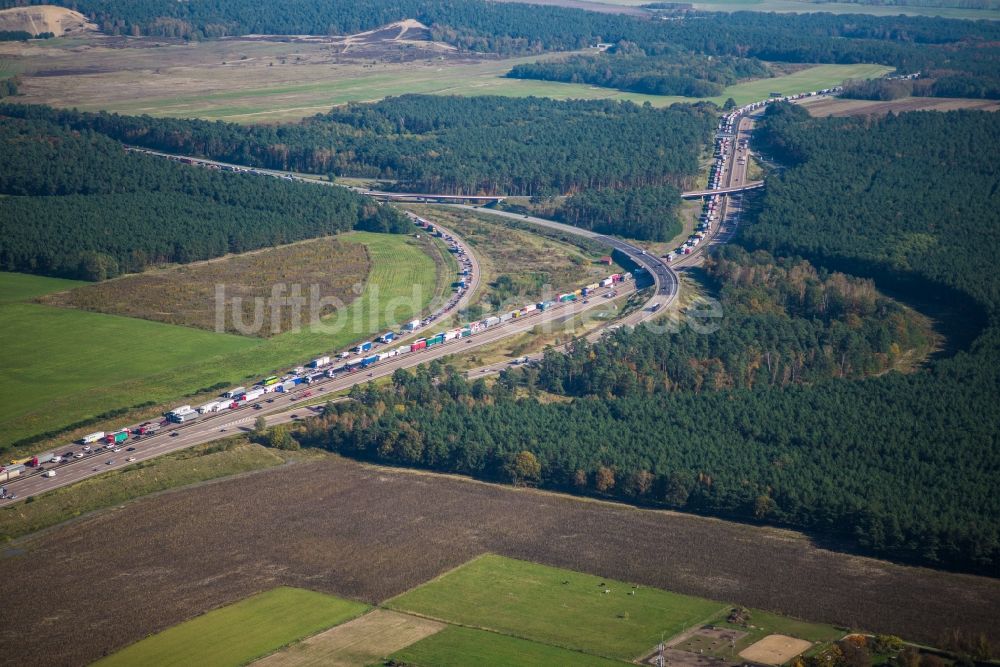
[0, 456, 997, 666]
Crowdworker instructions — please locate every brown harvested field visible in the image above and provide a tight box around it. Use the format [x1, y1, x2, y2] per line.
[801, 96, 1000, 117]
[0, 456, 998, 667]
[41, 237, 370, 337]
[253, 609, 444, 667]
[739, 634, 813, 665]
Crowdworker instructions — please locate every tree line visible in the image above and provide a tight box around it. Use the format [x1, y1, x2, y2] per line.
[0, 116, 409, 280]
[507, 50, 771, 98]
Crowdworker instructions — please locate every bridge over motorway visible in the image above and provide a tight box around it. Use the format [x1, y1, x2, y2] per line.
[680, 181, 764, 199]
[363, 191, 506, 204]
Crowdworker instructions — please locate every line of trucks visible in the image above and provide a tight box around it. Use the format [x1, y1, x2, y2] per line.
[2, 269, 631, 483]
[664, 84, 845, 264]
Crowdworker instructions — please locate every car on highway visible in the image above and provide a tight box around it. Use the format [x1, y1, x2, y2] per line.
[74, 452, 84, 458]
[106, 459, 115, 465]
[127, 456, 136, 462]
[170, 432, 179, 437]
[126, 447, 135, 452]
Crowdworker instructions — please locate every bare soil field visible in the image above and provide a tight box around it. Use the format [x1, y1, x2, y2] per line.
[802, 96, 1000, 117]
[739, 634, 813, 665]
[40, 237, 370, 337]
[253, 609, 445, 666]
[0, 5, 94, 37]
[0, 456, 997, 666]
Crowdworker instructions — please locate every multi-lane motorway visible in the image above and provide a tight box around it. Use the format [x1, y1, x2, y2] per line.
[7, 104, 766, 504]
[0, 277, 637, 503]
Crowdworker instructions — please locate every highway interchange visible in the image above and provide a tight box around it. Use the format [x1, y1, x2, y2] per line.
[2, 94, 784, 504]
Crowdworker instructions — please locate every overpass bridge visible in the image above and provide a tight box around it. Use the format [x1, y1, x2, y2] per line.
[681, 181, 764, 199]
[362, 191, 506, 204]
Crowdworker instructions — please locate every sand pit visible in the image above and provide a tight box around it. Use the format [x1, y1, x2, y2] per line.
[0, 5, 95, 36]
[739, 634, 813, 665]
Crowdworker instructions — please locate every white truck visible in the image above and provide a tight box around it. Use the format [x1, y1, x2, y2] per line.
[310, 356, 331, 368]
[81, 432, 105, 445]
[223, 387, 246, 399]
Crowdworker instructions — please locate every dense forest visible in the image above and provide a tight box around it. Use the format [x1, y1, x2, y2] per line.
[284, 107, 1000, 575]
[0, 98, 716, 198]
[537, 246, 931, 394]
[0, 117, 409, 279]
[5, 0, 998, 95]
[507, 51, 771, 98]
[556, 185, 684, 241]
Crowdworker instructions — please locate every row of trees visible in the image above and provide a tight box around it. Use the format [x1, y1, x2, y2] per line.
[0, 116, 409, 280]
[293, 352, 999, 575]
[842, 75, 1000, 101]
[0, 98, 716, 198]
[507, 51, 771, 98]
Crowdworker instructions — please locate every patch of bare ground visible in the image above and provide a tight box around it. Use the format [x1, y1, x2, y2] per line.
[802, 96, 1000, 117]
[0, 5, 95, 37]
[0, 456, 997, 666]
[40, 237, 370, 337]
[739, 634, 813, 665]
[252, 609, 444, 666]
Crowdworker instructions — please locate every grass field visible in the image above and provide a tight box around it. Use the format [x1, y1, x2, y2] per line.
[0, 272, 85, 304]
[387, 554, 728, 661]
[0, 231, 440, 448]
[0, 439, 302, 541]
[5, 28, 896, 122]
[95, 587, 369, 667]
[394, 626, 627, 666]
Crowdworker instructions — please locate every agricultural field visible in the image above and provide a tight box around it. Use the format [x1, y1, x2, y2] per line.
[0, 231, 440, 448]
[394, 626, 626, 666]
[389, 554, 727, 660]
[0, 439, 305, 541]
[2, 25, 895, 122]
[2, 455, 995, 666]
[0, 272, 84, 304]
[253, 609, 445, 667]
[800, 95, 1000, 117]
[42, 237, 371, 336]
[95, 587, 368, 667]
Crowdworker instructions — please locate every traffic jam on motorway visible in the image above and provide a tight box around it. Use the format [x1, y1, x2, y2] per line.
[0, 214, 634, 496]
[0, 87, 852, 500]
[663, 85, 844, 266]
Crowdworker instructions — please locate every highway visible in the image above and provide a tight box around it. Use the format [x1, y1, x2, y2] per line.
[8, 96, 778, 504]
[0, 278, 637, 504]
[448, 206, 680, 317]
